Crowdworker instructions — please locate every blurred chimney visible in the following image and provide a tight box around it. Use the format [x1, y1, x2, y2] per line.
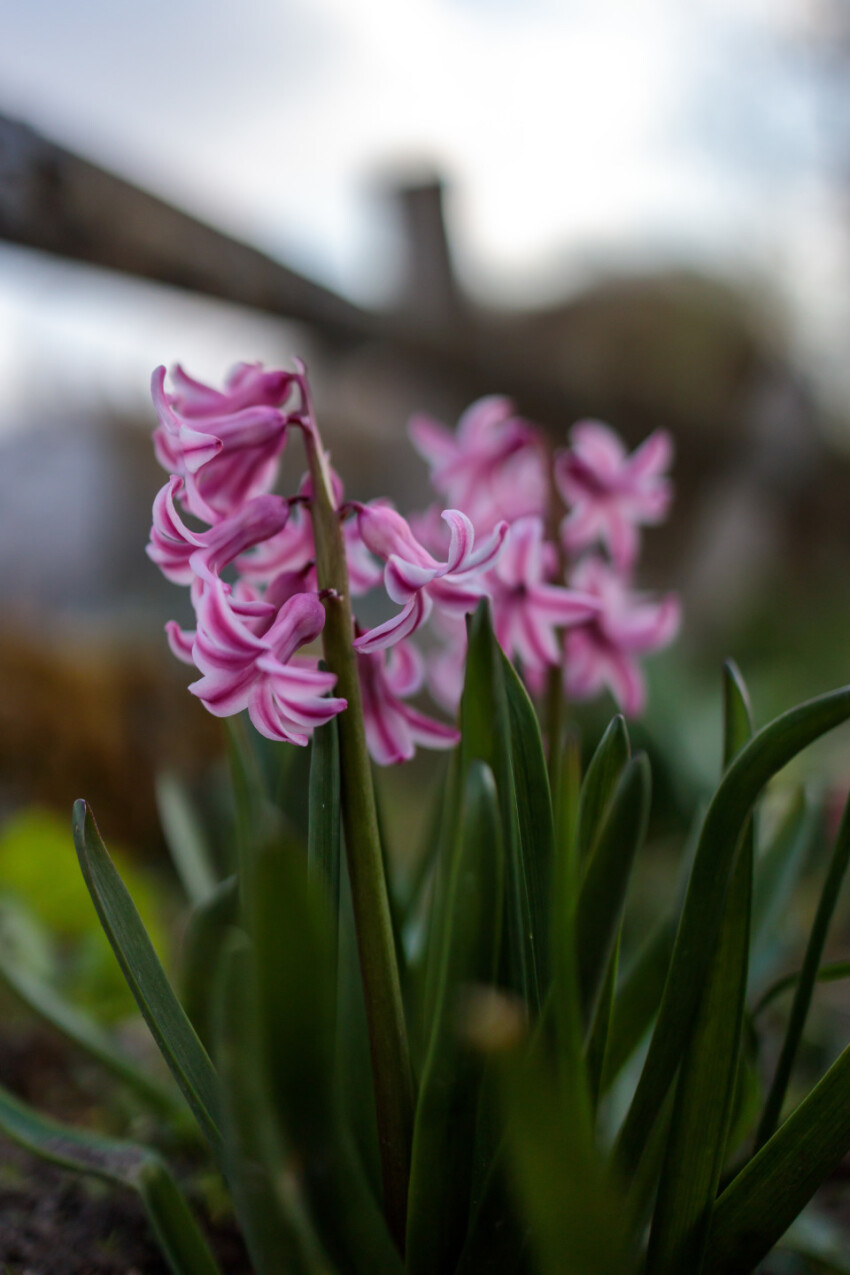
[395, 177, 464, 329]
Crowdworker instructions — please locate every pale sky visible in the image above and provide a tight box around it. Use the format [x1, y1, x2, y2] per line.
[0, 0, 847, 425]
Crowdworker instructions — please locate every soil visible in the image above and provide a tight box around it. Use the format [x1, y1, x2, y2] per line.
[0, 1026, 250, 1274]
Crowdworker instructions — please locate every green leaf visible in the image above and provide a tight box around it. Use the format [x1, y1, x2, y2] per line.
[644, 661, 755, 1275]
[600, 916, 675, 1097]
[308, 717, 342, 1000]
[406, 762, 504, 1274]
[750, 786, 816, 970]
[585, 930, 619, 1113]
[216, 933, 335, 1275]
[72, 801, 222, 1160]
[647, 852, 751, 1268]
[0, 1081, 221, 1275]
[722, 660, 754, 765]
[181, 875, 239, 1050]
[600, 806, 705, 1097]
[460, 603, 550, 1012]
[225, 716, 271, 871]
[575, 754, 651, 1029]
[552, 727, 582, 906]
[0, 943, 184, 1124]
[502, 651, 554, 996]
[704, 1039, 850, 1273]
[756, 785, 850, 1147]
[155, 772, 219, 908]
[576, 715, 630, 865]
[754, 957, 850, 1016]
[244, 828, 404, 1275]
[503, 1044, 636, 1275]
[615, 682, 850, 1180]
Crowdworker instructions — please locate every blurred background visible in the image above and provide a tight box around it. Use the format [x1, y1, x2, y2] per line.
[2, 0, 850, 848]
[4, 6, 850, 1266]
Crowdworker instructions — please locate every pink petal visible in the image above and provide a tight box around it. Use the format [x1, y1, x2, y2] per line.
[263, 592, 327, 664]
[400, 703, 460, 750]
[529, 584, 600, 627]
[408, 414, 459, 468]
[385, 555, 439, 605]
[442, 509, 475, 573]
[354, 592, 433, 653]
[357, 504, 437, 569]
[165, 621, 196, 665]
[384, 641, 425, 697]
[626, 429, 673, 482]
[571, 420, 626, 476]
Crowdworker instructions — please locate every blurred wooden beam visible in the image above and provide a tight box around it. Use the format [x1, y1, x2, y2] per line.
[0, 112, 579, 423]
[0, 112, 377, 344]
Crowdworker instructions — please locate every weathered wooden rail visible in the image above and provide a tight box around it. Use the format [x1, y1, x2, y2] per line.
[0, 112, 577, 423]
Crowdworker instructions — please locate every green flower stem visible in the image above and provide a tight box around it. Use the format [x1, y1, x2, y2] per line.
[303, 402, 413, 1252]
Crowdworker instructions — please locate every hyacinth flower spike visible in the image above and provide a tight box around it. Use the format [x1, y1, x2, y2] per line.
[564, 555, 680, 716]
[489, 515, 601, 671]
[555, 420, 673, 569]
[353, 503, 508, 653]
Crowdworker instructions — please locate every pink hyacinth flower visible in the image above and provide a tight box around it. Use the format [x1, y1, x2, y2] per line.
[409, 396, 547, 531]
[147, 475, 290, 587]
[169, 362, 295, 417]
[358, 639, 459, 765]
[234, 500, 315, 587]
[353, 503, 508, 653]
[188, 581, 346, 744]
[564, 556, 680, 717]
[489, 516, 600, 671]
[151, 365, 292, 523]
[555, 422, 673, 569]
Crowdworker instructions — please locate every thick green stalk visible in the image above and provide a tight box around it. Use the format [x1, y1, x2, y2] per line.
[302, 405, 413, 1251]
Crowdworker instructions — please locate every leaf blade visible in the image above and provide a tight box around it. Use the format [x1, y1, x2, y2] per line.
[704, 1041, 850, 1274]
[72, 800, 221, 1159]
[406, 761, 504, 1274]
[616, 682, 850, 1180]
[644, 661, 756, 1274]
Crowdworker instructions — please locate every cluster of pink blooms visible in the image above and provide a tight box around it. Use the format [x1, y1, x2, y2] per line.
[147, 361, 679, 764]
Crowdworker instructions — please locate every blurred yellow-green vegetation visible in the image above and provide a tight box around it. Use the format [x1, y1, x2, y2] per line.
[0, 807, 171, 1022]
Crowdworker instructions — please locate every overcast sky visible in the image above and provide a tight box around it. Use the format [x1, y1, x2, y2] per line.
[1, 0, 847, 424]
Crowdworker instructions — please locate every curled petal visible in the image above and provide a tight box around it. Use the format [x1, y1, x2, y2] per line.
[385, 555, 439, 604]
[384, 641, 425, 697]
[354, 592, 433, 653]
[188, 664, 257, 717]
[357, 503, 436, 569]
[442, 509, 475, 573]
[444, 513, 509, 574]
[263, 592, 327, 665]
[165, 621, 196, 665]
[247, 680, 311, 746]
